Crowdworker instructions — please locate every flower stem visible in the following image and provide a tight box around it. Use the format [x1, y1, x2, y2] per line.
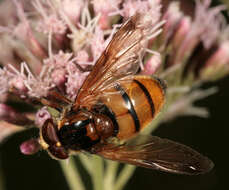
[78, 153, 93, 174]
[114, 165, 136, 190]
[59, 157, 85, 190]
[104, 160, 119, 190]
[91, 156, 104, 190]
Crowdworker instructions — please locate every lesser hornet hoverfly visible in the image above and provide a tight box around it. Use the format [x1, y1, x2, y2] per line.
[40, 13, 214, 175]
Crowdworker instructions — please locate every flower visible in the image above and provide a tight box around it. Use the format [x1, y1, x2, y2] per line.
[91, 0, 122, 29]
[35, 107, 51, 128]
[171, 0, 226, 66]
[141, 53, 161, 75]
[62, 0, 84, 25]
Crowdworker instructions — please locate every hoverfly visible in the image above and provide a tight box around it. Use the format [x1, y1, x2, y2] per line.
[39, 13, 214, 175]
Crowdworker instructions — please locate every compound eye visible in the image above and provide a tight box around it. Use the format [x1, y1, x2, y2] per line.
[41, 119, 69, 159]
[41, 119, 59, 145]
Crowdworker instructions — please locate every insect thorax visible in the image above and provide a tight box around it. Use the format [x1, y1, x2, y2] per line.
[58, 108, 115, 151]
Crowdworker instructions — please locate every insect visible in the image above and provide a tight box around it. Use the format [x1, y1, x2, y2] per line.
[39, 13, 214, 175]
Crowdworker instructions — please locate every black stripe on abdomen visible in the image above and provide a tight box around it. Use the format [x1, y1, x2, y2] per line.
[115, 84, 140, 132]
[134, 79, 155, 117]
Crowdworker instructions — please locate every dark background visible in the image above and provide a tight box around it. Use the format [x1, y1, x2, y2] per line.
[0, 76, 228, 190]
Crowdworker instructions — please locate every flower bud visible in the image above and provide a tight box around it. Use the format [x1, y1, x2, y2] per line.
[162, 2, 183, 42]
[20, 138, 41, 155]
[63, 0, 84, 24]
[98, 13, 112, 30]
[92, 0, 121, 29]
[205, 41, 229, 67]
[12, 0, 46, 73]
[35, 107, 51, 128]
[142, 54, 161, 75]
[76, 50, 89, 64]
[201, 41, 229, 80]
[172, 16, 191, 50]
[51, 69, 67, 90]
[9, 76, 27, 94]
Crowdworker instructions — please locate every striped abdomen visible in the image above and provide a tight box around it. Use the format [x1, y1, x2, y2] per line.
[98, 75, 166, 140]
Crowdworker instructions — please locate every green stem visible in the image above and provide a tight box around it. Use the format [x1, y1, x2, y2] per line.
[114, 165, 136, 190]
[78, 154, 93, 175]
[91, 156, 104, 190]
[104, 161, 119, 190]
[59, 157, 85, 190]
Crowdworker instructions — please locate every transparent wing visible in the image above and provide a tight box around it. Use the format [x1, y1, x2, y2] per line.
[97, 135, 214, 175]
[75, 13, 152, 107]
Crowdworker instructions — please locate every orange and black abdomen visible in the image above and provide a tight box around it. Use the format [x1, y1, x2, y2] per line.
[99, 75, 166, 140]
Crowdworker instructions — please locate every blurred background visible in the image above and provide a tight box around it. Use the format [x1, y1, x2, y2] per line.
[0, 0, 229, 190]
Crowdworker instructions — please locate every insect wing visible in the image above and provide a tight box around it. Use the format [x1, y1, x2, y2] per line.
[97, 135, 214, 175]
[76, 13, 150, 107]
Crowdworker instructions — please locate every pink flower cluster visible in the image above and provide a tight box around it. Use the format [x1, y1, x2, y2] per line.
[156, 0, 229, 79]
[0, 0, 165, 101]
